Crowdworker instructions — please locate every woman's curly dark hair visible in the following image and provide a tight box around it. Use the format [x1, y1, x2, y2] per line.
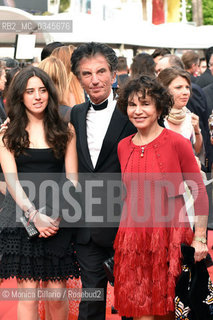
[117, 74, 174, 123]
[3, 66, 71, 158]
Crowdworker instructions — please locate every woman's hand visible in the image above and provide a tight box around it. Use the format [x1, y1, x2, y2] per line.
[33, 212, 60, 238]
[0, 117, 10, 133]
[191, 113, 200, 134]
[191, 113, 203, 154]
[191, 239, 208, 262]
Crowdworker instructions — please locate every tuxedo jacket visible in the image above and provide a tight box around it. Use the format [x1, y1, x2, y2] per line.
[203, 82, 213, 116]
[196, 68, 213, 88]
[70, 101, 136, 247]
[187, 83, 212, 170]
[203, 83, 213, 168]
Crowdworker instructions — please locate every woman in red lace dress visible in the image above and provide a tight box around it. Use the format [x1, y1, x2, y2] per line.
[113, 75, 209, 320]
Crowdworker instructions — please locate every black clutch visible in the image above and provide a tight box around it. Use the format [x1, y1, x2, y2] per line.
[103, 256, 114, 286]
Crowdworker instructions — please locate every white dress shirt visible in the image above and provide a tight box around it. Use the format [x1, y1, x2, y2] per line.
[86, 90, 116, 168]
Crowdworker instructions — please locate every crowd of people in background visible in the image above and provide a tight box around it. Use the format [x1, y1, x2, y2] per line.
[0, 42, 213, 320]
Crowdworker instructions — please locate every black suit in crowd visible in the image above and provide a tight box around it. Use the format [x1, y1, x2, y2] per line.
[203, 82, 213, 116]
[70, 100, 136, 320]
[196, 68, 213, 88]
[203, 83, 213, 226]
[186, 83, 213, 227]
[187, 83, 212, 169]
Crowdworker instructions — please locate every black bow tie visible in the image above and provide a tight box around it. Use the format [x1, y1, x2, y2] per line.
[91, 99, 108, 111]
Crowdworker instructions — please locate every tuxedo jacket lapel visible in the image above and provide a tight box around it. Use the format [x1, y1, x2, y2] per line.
[95, 107, 129, 170]
[77, 101, 94, 171]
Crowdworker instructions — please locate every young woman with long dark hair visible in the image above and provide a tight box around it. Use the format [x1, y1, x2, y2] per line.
[0, 66, 79, 320]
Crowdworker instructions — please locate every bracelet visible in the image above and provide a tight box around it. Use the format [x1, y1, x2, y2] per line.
[193, 236, 207, 244]
[29, 210, 39, 223]
[24, 206, 37, 219]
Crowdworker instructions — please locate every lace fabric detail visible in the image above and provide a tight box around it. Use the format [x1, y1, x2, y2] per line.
[0, 229, 80, 281]
[0, 193, 20, 232]
[0, 148, 80, 282]
[0, 197, 80, 281]
[0, 257, 80, 281]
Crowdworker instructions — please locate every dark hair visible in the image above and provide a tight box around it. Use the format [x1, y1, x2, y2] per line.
[181, 50, 199, 69]
[199, 56, 206, 64]
[41, 41, 65, 61]
[130, 53, 156, 78]
[2, 57, 19, 69]
[117, 75, 173, 122]
[151, 48, 171, 59]
[204, 46, 213, 66]
[3, 66, 70, 158]
[3, 66, 21, 99]
[71, 42, 118, 77]
[157, 67, 191, 93]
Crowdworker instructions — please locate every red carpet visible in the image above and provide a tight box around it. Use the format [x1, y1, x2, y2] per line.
[1, 230, 213, 320]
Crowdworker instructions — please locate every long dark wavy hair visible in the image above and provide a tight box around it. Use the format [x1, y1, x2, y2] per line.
[3, 66, 71, 158]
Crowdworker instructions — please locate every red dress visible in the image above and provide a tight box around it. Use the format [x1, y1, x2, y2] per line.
[113, 129, 208, 317]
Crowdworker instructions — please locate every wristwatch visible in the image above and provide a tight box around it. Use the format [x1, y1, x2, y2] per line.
[194, 236, 207, 244]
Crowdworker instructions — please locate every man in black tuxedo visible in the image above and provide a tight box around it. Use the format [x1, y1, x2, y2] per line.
[196, 46, 213, 88]
[70, 42, 136, 320]
[203, 82, 213, 116]
[203, 81, 213, 176]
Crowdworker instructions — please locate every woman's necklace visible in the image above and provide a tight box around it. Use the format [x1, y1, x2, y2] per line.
[134, 127, 163, 158]
[141, 146, 145, 157]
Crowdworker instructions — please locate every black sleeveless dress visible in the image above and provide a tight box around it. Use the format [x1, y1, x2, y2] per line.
[0, 148, 80, 281]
